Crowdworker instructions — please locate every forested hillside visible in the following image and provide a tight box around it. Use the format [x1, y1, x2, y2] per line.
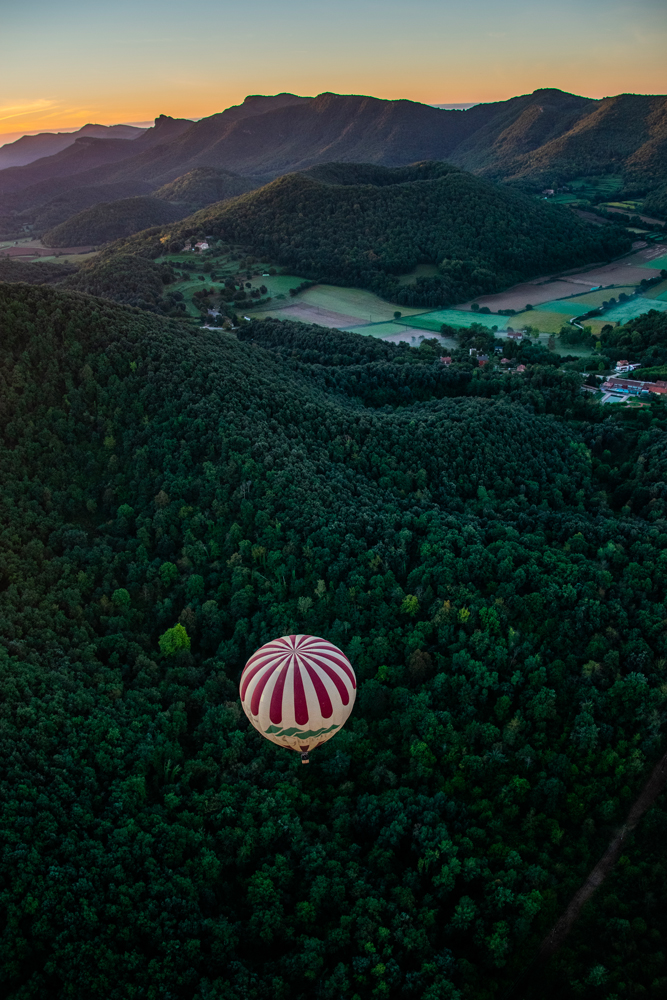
[1, 284, 667, 999]
[39, 173, 259, 247]
[643, 182, 667, 220]
[154, 168, 257, 209]
[73, 162, 629, 309]
[42, 195, 190, 247]
[0, 257, 77, 284]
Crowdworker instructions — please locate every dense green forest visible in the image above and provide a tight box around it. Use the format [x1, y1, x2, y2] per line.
[154, 169, 257, 210]
[643, 183, 667, 221]
[42, 196, 190, 248]
[1, 282, 667, 999]
[0, 257, 77, 284]
[69, 162, 630, 309]
[62, 252, 175, 310]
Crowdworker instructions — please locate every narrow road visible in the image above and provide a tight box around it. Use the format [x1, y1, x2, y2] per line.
[505, 747, 667, 998]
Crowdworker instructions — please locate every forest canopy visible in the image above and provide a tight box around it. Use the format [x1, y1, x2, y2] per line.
[1, 283, 667, 999]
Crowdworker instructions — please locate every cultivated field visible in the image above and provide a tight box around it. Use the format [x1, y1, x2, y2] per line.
[254, 283, 424, 326]
[256, 303, 363, 329]
[641, 253, 667, 271]
[401, 309, 504, 332]
[157, 240, 667, 343]
[459, 277, 620, 313]
[343, 320, 457, 344]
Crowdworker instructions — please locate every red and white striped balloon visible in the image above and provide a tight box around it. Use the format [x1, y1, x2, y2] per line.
[240, 635, 356, 759]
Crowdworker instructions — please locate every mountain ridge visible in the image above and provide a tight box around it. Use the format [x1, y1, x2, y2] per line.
[2, 89, 666, 240]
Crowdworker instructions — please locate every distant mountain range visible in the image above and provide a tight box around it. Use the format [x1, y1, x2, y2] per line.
[0, 123, 147, 170]
[1, 89, 665, 242]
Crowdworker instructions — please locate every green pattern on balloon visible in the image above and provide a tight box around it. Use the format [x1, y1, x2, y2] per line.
[265, 723, 340, 738]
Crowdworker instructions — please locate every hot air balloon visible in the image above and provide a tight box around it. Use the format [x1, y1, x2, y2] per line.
[240, 634, 356, 763]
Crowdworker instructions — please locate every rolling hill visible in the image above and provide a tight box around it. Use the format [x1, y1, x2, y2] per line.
[153, 167, 257, 209]
[41, 196, 191, 247]
[39, 170, 259, 246]
[80, 160, 628, 309]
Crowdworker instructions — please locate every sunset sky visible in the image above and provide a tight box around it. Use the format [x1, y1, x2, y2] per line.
[1, 0, 666, 143]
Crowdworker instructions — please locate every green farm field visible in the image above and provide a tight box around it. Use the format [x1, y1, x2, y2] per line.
[401, 309, 503, 332]
[512, 309, 607, 335]
[559, 286, 636, 308]
[534, 287, 636, 315]
[253, 284, 425, 324]
[300, 284, 424, 321]
[641, 254, 667, 270]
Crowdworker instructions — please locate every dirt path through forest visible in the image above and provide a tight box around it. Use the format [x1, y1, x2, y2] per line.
[506, 747, 667, 998]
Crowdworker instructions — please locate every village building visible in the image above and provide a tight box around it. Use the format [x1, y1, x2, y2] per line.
[600, 377, 667, 396]
[614, 360, 642, 374]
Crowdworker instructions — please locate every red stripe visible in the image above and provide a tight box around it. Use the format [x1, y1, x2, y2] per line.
[304, 662, 333, 719]
[311, 660, 350, 705]
[293, 660, 309, 725]
[310, 651, 356, 690]
[269, 662, 289, 724]
[241, 650, 289, 700]
[250, 665, 275, 716]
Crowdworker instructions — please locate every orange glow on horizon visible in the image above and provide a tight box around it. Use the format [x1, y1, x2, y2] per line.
[2, 71, 666, 144]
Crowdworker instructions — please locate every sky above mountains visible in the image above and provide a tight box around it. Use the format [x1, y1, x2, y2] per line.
[1, 0, 666, 141]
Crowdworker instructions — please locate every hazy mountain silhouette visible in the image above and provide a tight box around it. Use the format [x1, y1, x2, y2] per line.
[0, 123, 146, 170]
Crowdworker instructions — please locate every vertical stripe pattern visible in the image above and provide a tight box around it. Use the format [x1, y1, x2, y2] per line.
[240, 635, 357, 753]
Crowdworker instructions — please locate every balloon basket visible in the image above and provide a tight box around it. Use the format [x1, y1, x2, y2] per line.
[300, 751, 310, 764]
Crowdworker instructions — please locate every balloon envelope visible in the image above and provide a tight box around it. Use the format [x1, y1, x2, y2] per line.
[240, 634, 356, 754]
